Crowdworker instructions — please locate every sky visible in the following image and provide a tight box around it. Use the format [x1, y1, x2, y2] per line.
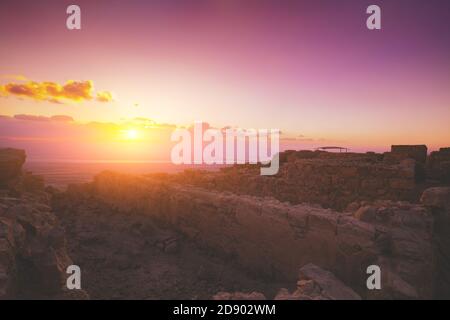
[0, 0, 449, 160]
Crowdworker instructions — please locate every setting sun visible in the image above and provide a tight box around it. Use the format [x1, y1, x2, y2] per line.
[124, 129, 139, 140]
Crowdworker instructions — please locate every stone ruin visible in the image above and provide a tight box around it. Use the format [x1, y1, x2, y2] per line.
[427, 147, 450, 183]
[1, 145, 450, 299]
[169, 145, 439, 211]
[89, 171, 443, 299]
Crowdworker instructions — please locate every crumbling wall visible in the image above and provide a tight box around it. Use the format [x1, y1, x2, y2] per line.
[91, 171, 434, 299]
[427, 148, 450, 183]
[172, 156, 421, 210]
[386, 145, 427, 164]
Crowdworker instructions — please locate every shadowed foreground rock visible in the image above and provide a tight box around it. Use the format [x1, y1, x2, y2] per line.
[0, 196, 76, 298]
[0, 148, 88, 299]
[421, 187, 450, 299]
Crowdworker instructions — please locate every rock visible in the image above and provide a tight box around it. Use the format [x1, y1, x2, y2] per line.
[420, 187, 450, 210]
[297, 279, 320, 296]
[274, 287, 311, 300]
[420, 187, 450, 299]
[171, 149, 421, 211]
[345, 202, 361, 213]
[427, 147, 450, 183]
[89, 171, 435, 299]
[56, 287, 90, 300]
[0, 193, 75, 299]
[274, 288, 296, 300]
[389, 178, 415, 190]
[297, 263, 361, 300]
[354, 205, 376, 222]
[212, 291, 266, 300]
[274, 264, 361, 300]
[390, 145, 427, 164]
[388, 272, 419, 299]
[163, 237, 179, 253]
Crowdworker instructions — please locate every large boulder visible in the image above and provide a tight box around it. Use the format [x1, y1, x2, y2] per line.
[421, 187, 450, 210]
[275, 264, 361, 300]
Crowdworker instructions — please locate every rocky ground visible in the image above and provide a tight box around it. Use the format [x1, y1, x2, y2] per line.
[52, 197, 289, 299]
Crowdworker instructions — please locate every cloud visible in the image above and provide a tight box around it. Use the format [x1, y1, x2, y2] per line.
[51, 115, 74, 122]
[0, 79, 114, 103]
[48, 98, 64, 104]
[12, 114, 74, 122]
[14, 114, 51, 122]
[96, 91, 113, 102]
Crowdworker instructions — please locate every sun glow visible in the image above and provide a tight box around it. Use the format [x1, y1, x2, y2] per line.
[124, 129, 139, 140]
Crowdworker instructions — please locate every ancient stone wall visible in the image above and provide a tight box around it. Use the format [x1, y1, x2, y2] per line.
[172, 154, 421, 211]
[427, 148, 450, 183]
[387, 145, 428, 164]
[91, 171, 434, 299]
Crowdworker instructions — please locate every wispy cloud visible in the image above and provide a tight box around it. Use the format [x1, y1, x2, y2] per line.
[13, 114, 74, 122]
